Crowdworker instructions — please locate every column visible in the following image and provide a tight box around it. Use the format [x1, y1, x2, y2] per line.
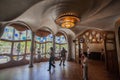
[53, 35, 56, 54]
[44, 38, 47, 58]
[24, 30, 27, 58]
[11, 28, 15, 60]
[29, 31, 35, 68]
[67, 35, 72, 61]
[0, 24, 5, 37]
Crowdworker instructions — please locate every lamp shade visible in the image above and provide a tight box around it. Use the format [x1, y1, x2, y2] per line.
[55, 14, 80, 28]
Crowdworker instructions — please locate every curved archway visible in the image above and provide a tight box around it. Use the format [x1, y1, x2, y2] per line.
[34, 26, 55, 62]
[56, 30, 68, 41]
[39, 26, 54, 35]
[2, 21, 32, 31]
[75, 29, 105, 40]
[57, 29, 76, 61]
[55, 31, 68, 60]
[35, 29, 52, 61]
[74, 29, 106, 63]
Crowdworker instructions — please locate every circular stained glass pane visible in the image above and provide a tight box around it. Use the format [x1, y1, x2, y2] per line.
[13, 56, 23, 61]
[0, 56, 10, 64]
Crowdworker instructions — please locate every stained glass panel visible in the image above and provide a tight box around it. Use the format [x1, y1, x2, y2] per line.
[1, 26, 14, 40]
[26, 41, 31, 54]
[27, 30, 32, 39]
[13, 42, 25, 55]
[14, 29, 19, 40]
[46, 34, 53, 41]
[0, 56, 10, 64]
[55, 35, 66, 44]
[0, 40, 12, 54]
[20, 31, 26, 40]
[35, 36, 40, 42]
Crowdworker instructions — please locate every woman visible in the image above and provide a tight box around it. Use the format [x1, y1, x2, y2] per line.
[81, 53, 88, 80]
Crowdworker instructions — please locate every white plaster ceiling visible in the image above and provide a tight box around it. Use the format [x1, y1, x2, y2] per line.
[0, 0, 120, 36]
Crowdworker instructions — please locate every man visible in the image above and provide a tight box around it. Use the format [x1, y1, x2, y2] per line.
[48, 47, 55, 71]
[59, 47, 67, 66]
[37, 48, 41, 60]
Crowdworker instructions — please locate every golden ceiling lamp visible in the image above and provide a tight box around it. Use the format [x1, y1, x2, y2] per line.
[55, 13, 80, 28]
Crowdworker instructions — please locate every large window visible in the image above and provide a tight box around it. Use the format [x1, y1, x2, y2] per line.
[55, 35, 67, 58]
[0, 26, 32, 63]
[0, 26, 68, 64]
[35, 34, 53, 59]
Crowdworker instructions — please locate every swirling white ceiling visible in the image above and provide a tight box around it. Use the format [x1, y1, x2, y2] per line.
[0, 0, 120, 36]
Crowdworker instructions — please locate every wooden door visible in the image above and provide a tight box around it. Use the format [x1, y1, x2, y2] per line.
[105, 32, 119, 75]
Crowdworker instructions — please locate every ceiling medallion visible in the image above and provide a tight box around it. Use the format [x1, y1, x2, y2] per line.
[55, 13, 80, 28]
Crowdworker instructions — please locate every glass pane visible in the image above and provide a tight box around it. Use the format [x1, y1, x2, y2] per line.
[41, 44, 45, 58]
[40, 37, 46, 43]
[35, 36, 40, 42]
[35, 43, 40, 54]
[13, 56, 23, 61]
[0, 40, 12, 54]
[13, 42, 25, 55]
[55, 36, 60, 43]
[35, 43, 41, 60]
[0, 56, 10, 64]
[26, 54, 30, 60]
[1, 26, 14, 40]
[40, 37, 44, 43]
[55, 44, 60, 58]
[26, 41, 31, 54]
[14, 29, 20, 40]
[56, 35, 66, 44]
[27, 30, 32, 40]
[55, 44, 60, 53]
[46, 34, 53, 41]
[20, 31, 26, 40]
[46, 42, 52, 53]
[60, 36, 66, 43]
[46, 42, 52, 58]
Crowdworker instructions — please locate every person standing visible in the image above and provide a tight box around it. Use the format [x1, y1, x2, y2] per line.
[101, 48, 104, 61]
[81, 53, 88, 80]
[47, 47, 55, 71]
[37, 48, 41, 60]
[87, 47, 90, 58]
[59, 47, 67, 66]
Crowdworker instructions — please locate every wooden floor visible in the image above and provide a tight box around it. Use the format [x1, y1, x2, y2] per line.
[0, 60, 118, 80]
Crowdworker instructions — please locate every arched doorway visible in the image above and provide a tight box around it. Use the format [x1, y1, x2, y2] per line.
[75, 29, 119, 77]
[35, 29, 52, 62]
[74, 29, 106, 63]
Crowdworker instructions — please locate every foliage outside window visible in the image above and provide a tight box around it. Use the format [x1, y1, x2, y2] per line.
[0, 41, 12, 54]
[26, 41, 31, 54]
[13, 42, 25, 55]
